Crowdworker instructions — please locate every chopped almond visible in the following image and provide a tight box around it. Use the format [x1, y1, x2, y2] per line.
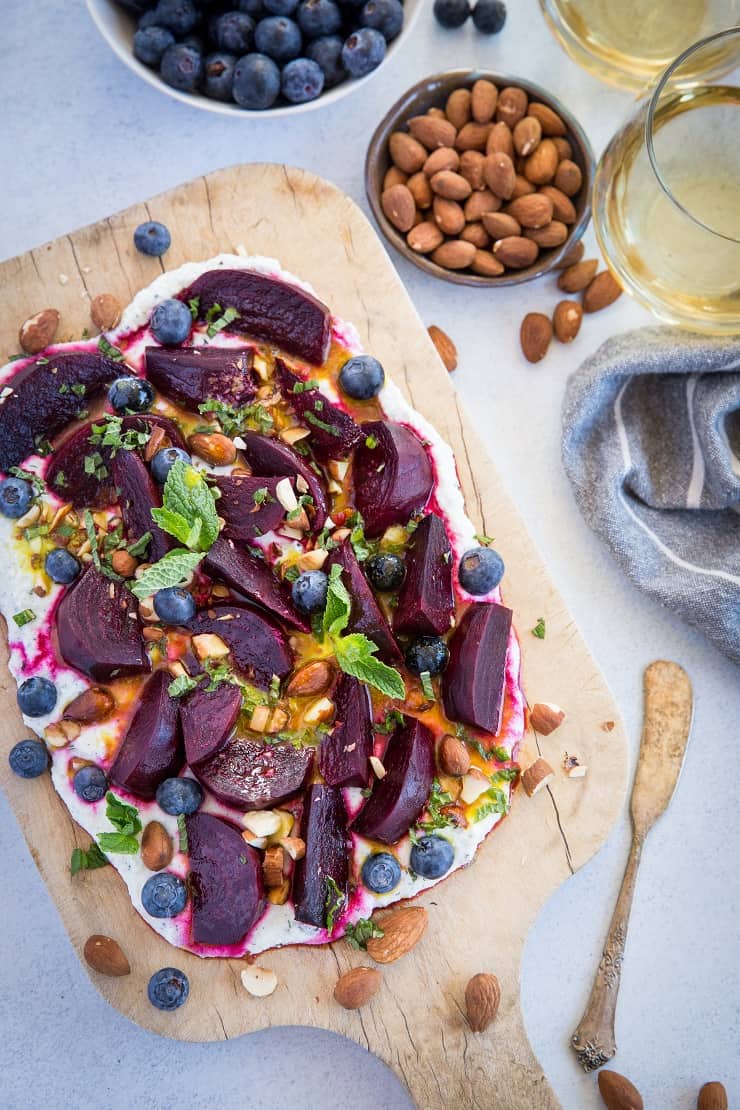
[522, 757, 555, 796]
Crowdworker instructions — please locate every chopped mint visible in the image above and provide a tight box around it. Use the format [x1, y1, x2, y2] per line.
[168, 672, 204, 698]
[531, 617, 546, 639]
[474, 534, 494, 546]
[416, 779, 454, 834]
[9, 467, 44, 497]
[198, 397, 273, 437]
[71, 383, 86, 397]
[364, 435, 378, 450]
[344, 918, 384, 950]
[325, 875, 346, 933]
[177, 813, 188, 852]
[206, 305, 238, 338]
[419, 670, 435, 701]
[126, 531, 152, 558]
[473, 785, 510, 823]
[187, 296, 200, 320]
[88, 413, 149, 456]
[376, 708, 404, 734]
[304, 411, 341, 437]
[12, 608, 36, 628]
[252, 486, 272, 507]
[70, 842, 108, 875]
[97, 335, 125, 362]
[291, 378, 320, 394]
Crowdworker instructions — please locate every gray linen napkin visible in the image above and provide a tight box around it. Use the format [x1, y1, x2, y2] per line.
[561, 327, 740, 665]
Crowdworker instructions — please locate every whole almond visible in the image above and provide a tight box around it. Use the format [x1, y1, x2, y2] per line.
[506, 193, 554, 229]
[557, 258, 598, 292]
[486, 121, 514, 157]
[465, 973, 501, 1032]
[554, 158, 583, 196]
[286, 659, 334, 697]
[83, 934, 131, 977]
[697, 1081, 728, 1110]
[383, 165, 407, 191]
[430, 170, 472, 201]
[525, 220, 568, 247]
[455, 122, 491, 152]
[471, 79, 498, 123]
[597, 1070, 644, 1110]
[389, 131, 427, 174]
[407, 172, 433, 210]
[464, 189, 500, 222]
[428, 325, 458, 372]
[110, 549, 138, 577]
[90, 293, 122, 332]
[141, 820, 174, 871]
[460, 223, 491, 249]
[511, 174, 536, 199]
[520, 313, 553, 362]
[553, 300, 583, 342]
[459, 150, 486, 191]
[438, 734, 471, 776]
[334, 967, 382, 1010]
[482, 211, 521, 239]
[408, 114, 457, 150]
[423, 146, 459, 177]
[554, 239, 585, 268]
[427, 106, 446, 119]
[483, 152, 516, 199]
[553, 136, 573, 161]
[539, 185, 577, 223]
[433, 196, 466, 235]
[513, 116, 542, 157]
[496, 86, 528, 127]
[407, 221, 445, 254]
[63, 686, 115, 723]
[471, 250, 505, 277]
[583, 270, 623, 313]
[493, 236, 539, 269]
[19, 308, 60, 355]
[524, 138, 559, 184]
[527, 101, 567, 136]
[431, 240, 476, 270]
[188, 431, 237, 466]
[366, 906, 428, 963]
[446, 87, 472, 130]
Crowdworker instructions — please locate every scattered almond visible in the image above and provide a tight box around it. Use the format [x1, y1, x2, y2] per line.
[520, 313, 553, 363]
[83, 934, 130, 977]
[141, 821, 174, 871]
[471, 79, 498, 123]
[366, 906, 428, 963]
[438, 734, 471, 776]
[553, 300, 583, 342]
[389, 131, 427, 174]
[445, 87, 472, 130]
[382, 184, 417, 232]
[521, 757, 555, 796]
[583, 270, 623, 313]
[286, 659, 334, 697]
[243, 810, 282, 838]
[407, 221, 445, 254]
[63, 686, 115, 723]
[90, 293, 122, 331]
[44, 720, 80, 748]
[697, 1081, 728, 1110]
[465, 972, 501, 1032]
[302, 695, 335, 725]
[188, 431, 237, 467]
[192, 632, 230, 660]
[268, 877, 291, 905]
[110, 549, 138, 577]
[241, 965, 278, 997]
[334, 967, 382, 1010]
[557, 258, 598, 293]
[427, 325, 458, 372]
[280, 836, 306, 861]
[597, 1070, 644, 1110]
[601, 720, 615, 732]
[263, 845, 285, 889]
[431, 240, 476, 270]
[530, 702, 566, 735]
[408, 114, 457, 150]
[493, 236, 539, 269]
[369, 755, 386, 779]
[563, 753, 587, 778]
[19, 308, 60, 354]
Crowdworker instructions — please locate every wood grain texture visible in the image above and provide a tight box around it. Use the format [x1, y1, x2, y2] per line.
[0, 164, 629, 1109]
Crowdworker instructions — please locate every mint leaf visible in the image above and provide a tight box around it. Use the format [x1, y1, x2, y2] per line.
[531, 617, 546, 639]
[323, 563, 352, 639]
[150, 505, 195, 548]
[345, 918, 384, 950]
[473, 786, 510, 823]
[155, 460, 219, 552]
[97, 832, 139, 854]
[169, 673, 204, 698]
[70, 843, 108, 875]
[416, 778, 454, 834]
[333, 633, 405, 700]
[131, 548, 203, 599]
[13, 608, 36, 627]
[206, 305, 238, 338]
[325, 875, 346, 933]
[105, 791, 142, 836]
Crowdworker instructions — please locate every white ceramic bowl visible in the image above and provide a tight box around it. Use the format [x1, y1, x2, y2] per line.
[86, 0, 423, 118]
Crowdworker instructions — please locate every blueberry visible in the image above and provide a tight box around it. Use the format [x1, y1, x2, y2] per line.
[263, 0, 299, 12]
[232, 52, 281, 108]
[405, 635, 449, 677]
[361, 852, 401, 894]
[134, 25, 176, 67]
[254, 16, 302, 61]
[472, 0, 506, 32]
[150, 299, 193, 345]
[291, 569, 328, 614]
[203, 51, 237, 99]
[341, 27, 386, 77]
[360, 0, 403, 41]
[17, 676, 57, 718]
[237, 0, 263, 14]
[212, 11, 255, 53]
[141, 872, 188, 918]
[160, 42, 203, 92]
[281, 57, 325, 102]
[134, 220, 171, 257]
[72, 764, 108, 803]
[306, 34, 345, 87]
[433, 0, 470, 27]
[45, 548, 81, 585]
[108, 376, 156, 414]
[366, 552, 404, 592]
[148, 967, 189, 1010]
[409, 834, 454, 879]
[138, 10, 163, 30]
[0, 477, 34, 519]
[296, 0, 341, 37]
[8, 739, 49, 779]
[156, 776, 204, 815]
[150, 446, 191, 484]
[458, 546, 504, 595]
[153, 586, 196, 624]
[338, 354, 385, 399]
[151, 0, 199, 36]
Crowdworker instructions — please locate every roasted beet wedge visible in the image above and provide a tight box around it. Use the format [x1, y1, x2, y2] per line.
[352, 717, 435, 844]
[186, 811, 265, 947]
[111, 448, 172, 561]
[394, 513, 454, 637]
[192, 737, 313, 810]
[56, 568, 149, 680]
[442, 602, 513, 736]
[327, 541, 401, 663]
[212, 474, 286, 542]
[181, 269, 331, 366]
[188, 603, 292, 688]
[276, 360, 362, 461]
[109, 669, 183, 798]
[203, 536, 308, 632]
[353, 422, 433, 536]
[318, 674, 373, 788]
[238, 430, 328, 530]
[145, 346, 255, 412]
[180, 681, 242, 768]
[0, 350, 121, 471]
[45, 415, 185, 508]
[293, 784, 349, 929]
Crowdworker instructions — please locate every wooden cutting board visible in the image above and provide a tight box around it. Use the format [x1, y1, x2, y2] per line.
[0, 164, 628, 1109]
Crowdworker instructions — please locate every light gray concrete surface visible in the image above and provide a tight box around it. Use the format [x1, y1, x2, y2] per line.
[1, 2, 738, 1107]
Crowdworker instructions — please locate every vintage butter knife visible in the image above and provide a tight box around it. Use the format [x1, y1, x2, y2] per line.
[571, 659, 693, 1071]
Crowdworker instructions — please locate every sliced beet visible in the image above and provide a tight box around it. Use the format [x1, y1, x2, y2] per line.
[276, 360, 362, 461]
[110, 448, 172, 562]
[442, 602, 513, 736]
[238, 430, 328, 530]
[327, 540, 401, 663]
[394, 513, 454, 638]
[203, 536, 308, 632]
[145, 345, 255, 412]
[56, 567, 149, 680]
[352, 716, 435, 845]
[212, 474, 286, 542]
[180, 681, 242, 768]
[188, 603, 292, 688]
[0, 350, 121, 471]
[192, 736, 313, 810]
[109, 669, 183, 799]
[353, 421, 433, 537]
[292, 784, 349, 929]
[318, 674, 373, 788]
[186, 811, 265, 947]
[181, 269, 331, 366]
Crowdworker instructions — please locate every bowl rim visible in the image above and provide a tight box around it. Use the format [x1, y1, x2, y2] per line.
[365, 68, 596, 288]
[85, 0, 423, 120]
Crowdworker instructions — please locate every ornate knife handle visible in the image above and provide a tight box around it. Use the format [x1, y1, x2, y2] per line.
[571, 834, 643, 1071]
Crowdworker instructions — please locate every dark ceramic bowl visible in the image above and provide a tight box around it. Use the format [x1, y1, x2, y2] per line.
[366, 70, 595, 287]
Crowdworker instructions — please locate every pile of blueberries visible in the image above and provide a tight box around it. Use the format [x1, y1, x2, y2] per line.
[117, 0, 404, 108]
